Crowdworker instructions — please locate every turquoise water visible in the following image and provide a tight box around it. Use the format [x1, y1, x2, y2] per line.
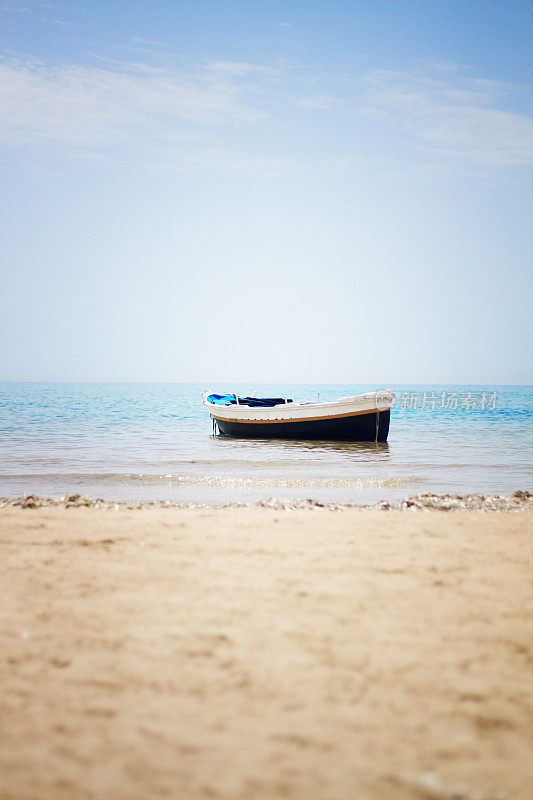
[0, 383, 531, 504]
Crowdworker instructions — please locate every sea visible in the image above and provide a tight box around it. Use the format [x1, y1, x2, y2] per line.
[0, 383, 531, 505]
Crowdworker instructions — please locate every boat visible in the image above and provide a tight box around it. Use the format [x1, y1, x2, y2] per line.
[201, 389, 394, 442]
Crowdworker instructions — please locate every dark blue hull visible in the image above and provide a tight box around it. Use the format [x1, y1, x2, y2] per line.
[214, 409, 390, 442]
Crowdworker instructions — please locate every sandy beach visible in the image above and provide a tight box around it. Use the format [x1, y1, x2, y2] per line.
[1, 505, 532, 800]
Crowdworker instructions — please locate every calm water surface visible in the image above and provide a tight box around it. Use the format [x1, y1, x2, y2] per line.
[1, 383, 531, 504]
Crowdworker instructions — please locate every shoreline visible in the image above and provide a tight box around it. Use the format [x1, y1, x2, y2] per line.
[1, 489, 531, 512]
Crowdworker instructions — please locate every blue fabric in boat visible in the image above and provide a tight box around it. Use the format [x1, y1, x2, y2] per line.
[207, 394, 293, 407]
[207, 394, 237, 405]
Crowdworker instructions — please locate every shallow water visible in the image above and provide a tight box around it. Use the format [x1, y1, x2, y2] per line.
[1, 382, 531, 504]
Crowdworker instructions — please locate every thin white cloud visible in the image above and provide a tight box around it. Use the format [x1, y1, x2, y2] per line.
[1, 56, 531, 172]
[357, 68, 533, 167]
[0, 57, 267, 149]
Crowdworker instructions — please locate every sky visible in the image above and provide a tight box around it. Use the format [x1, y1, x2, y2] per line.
[1, 0, 532, 385]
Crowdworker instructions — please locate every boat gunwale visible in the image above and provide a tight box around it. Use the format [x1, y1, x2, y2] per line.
[209, 407, 385, 424]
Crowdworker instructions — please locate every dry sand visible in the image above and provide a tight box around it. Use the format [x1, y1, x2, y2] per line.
[1, 506, 532, 800]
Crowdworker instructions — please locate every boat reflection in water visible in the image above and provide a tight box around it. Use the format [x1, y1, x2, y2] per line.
[215, 437, 391, 459]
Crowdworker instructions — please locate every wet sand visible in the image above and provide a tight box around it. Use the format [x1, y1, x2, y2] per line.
[1, 506, 532, 800]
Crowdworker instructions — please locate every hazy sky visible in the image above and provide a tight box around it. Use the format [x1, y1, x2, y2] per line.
[1, 0, 532, 384]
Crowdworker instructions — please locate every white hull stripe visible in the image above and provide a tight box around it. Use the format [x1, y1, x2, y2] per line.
[210, 408, 382, 424]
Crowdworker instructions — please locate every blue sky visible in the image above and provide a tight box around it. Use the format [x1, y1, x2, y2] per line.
[1, 0, 532, 384]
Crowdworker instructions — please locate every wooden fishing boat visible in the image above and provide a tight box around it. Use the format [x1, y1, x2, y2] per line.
[201, 390, 394, 442]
